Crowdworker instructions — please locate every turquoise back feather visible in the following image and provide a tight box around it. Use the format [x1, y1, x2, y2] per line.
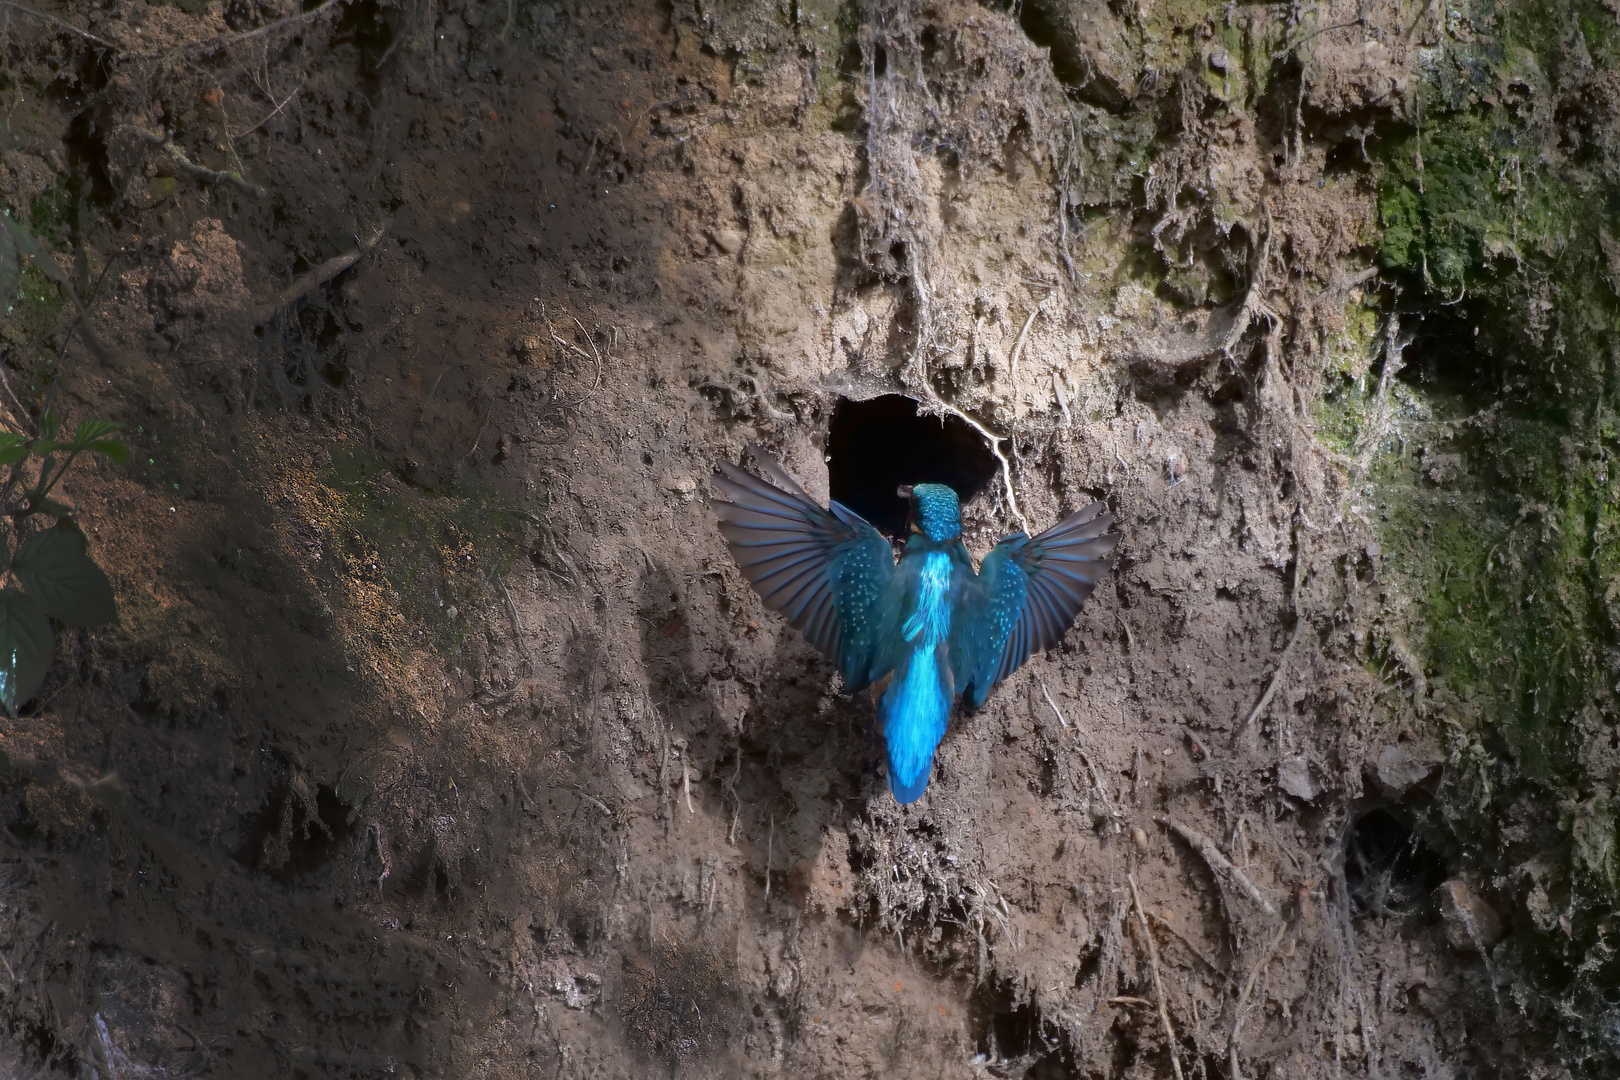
[878, 545, 959, 803]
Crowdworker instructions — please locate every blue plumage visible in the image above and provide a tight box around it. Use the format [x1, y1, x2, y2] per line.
[712, 448, 1118, 804]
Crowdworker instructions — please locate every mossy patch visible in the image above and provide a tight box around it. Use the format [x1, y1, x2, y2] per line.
[1360, 0, 1620, 1062]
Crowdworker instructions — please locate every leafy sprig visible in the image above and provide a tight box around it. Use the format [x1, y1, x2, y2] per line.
[0, 214, 126, 711]
[0, 418, 127, 712]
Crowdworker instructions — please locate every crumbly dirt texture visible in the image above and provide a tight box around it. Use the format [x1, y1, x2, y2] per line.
[0, 0, 1580, 1076]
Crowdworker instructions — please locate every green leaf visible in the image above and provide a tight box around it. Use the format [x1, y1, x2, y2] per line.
[0, 589, 53, 712]
[12, 522, 116, 627]
[88, 439, 128, 465]
[0, 433, 28, 467]
[71, 419, 124, 446]
[37, 411, 60, 441]
[29, 440, 66, 457]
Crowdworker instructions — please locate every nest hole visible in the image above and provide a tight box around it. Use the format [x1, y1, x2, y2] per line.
[827, 395, 997, 538]
[968, 977, 1070, 1076]
[1344, 807, 1448, 918]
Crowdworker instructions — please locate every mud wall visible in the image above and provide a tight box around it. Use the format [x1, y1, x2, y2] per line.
[0, 0, 1616, 1075]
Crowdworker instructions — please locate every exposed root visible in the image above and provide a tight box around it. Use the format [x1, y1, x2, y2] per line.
[122, 125, 268, 197]
[0, 0, 119, 48]
[136, 0, 351, 58]
[1222, 218, 1278, 359]
[697, 376, 792, 423]
[764, 814, 775, 905]
[246, 223, 387, 326]
[1037, 678, 1069, 731]
[494, 571, 536, 676]
[1008, 301, 1045, 380]
[1039, 679, 1121, 826]
[543, 311, 608, 408]
[1236, 528, 1306, 741]
[1154, 815, 1277, 918]
[231, 82, 303, 141]
[1129, 872, 1185, 1080]
[1354, 313, 1409, 477]
[917, 394, 1030, 534]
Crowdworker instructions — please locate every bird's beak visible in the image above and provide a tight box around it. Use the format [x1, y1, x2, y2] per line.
[896, 484, 914, 499]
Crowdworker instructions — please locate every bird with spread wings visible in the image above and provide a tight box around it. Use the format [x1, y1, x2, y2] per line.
[712, 446, 1118, 803]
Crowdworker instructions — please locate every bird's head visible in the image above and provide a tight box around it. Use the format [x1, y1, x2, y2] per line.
[897, 482, 962, 542]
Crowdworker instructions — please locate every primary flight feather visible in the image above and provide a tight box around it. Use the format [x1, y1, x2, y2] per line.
[711, 445, 1119, 804]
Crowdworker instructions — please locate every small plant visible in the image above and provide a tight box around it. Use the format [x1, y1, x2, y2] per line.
[1, 214, 127, 712]
[0, 413, 127, 711]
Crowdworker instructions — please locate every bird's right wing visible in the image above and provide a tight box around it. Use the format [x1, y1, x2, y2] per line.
[952, 502, 1118, 708]
[711, 446, 896, 691]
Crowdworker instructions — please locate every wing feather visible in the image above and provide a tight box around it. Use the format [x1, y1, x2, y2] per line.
[953, 502, 1119, 707]
[711, 446, 896, 690]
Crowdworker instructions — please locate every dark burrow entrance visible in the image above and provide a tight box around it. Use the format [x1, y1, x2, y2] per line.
[826, 395, 998, 538]
[1344, 807, 1448, 918]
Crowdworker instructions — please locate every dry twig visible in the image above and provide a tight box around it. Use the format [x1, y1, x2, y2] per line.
[122, 125, 268, 197]
[1128, 872, 1185, 1080]
[0, 0, 119, 47]
[1154, 815, 1277, 917]
[1007, 301, 1044, 380]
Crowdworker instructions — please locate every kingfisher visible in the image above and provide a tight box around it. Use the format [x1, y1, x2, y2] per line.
[711, 445, 1118, 804]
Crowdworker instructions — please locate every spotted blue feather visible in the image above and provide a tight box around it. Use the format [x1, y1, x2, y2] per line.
[712, 449, 1118, 804]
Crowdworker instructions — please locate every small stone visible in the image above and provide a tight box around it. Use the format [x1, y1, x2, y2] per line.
[1132, 828, 1149, 852]
[659, 472, 698, 500]
[1437, 879, 1504, 953]
[1365, 542, 1381, 559]
[1208, 47, 1229, 71]
[709, 228, 746, 255]
[1375, 743, 1442, 794]
[1277, 756, 1321, 800]
[544, 959, 597, 1009]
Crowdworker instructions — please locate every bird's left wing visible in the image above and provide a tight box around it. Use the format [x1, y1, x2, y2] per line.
[711, 446, 896, 691]
[952, 502, 1118, 709]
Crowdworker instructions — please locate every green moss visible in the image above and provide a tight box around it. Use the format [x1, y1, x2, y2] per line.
[1375, 403, 1608, 775]
[1376, 111, 1582, 296]
[1358, 0, 1620, 1059]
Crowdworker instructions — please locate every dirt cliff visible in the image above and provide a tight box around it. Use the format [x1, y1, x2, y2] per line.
[0, 0, 1615, 1075]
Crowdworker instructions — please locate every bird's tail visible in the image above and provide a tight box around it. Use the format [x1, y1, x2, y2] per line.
[879, 643, 951, 804]
[887, 753, 935, 804]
